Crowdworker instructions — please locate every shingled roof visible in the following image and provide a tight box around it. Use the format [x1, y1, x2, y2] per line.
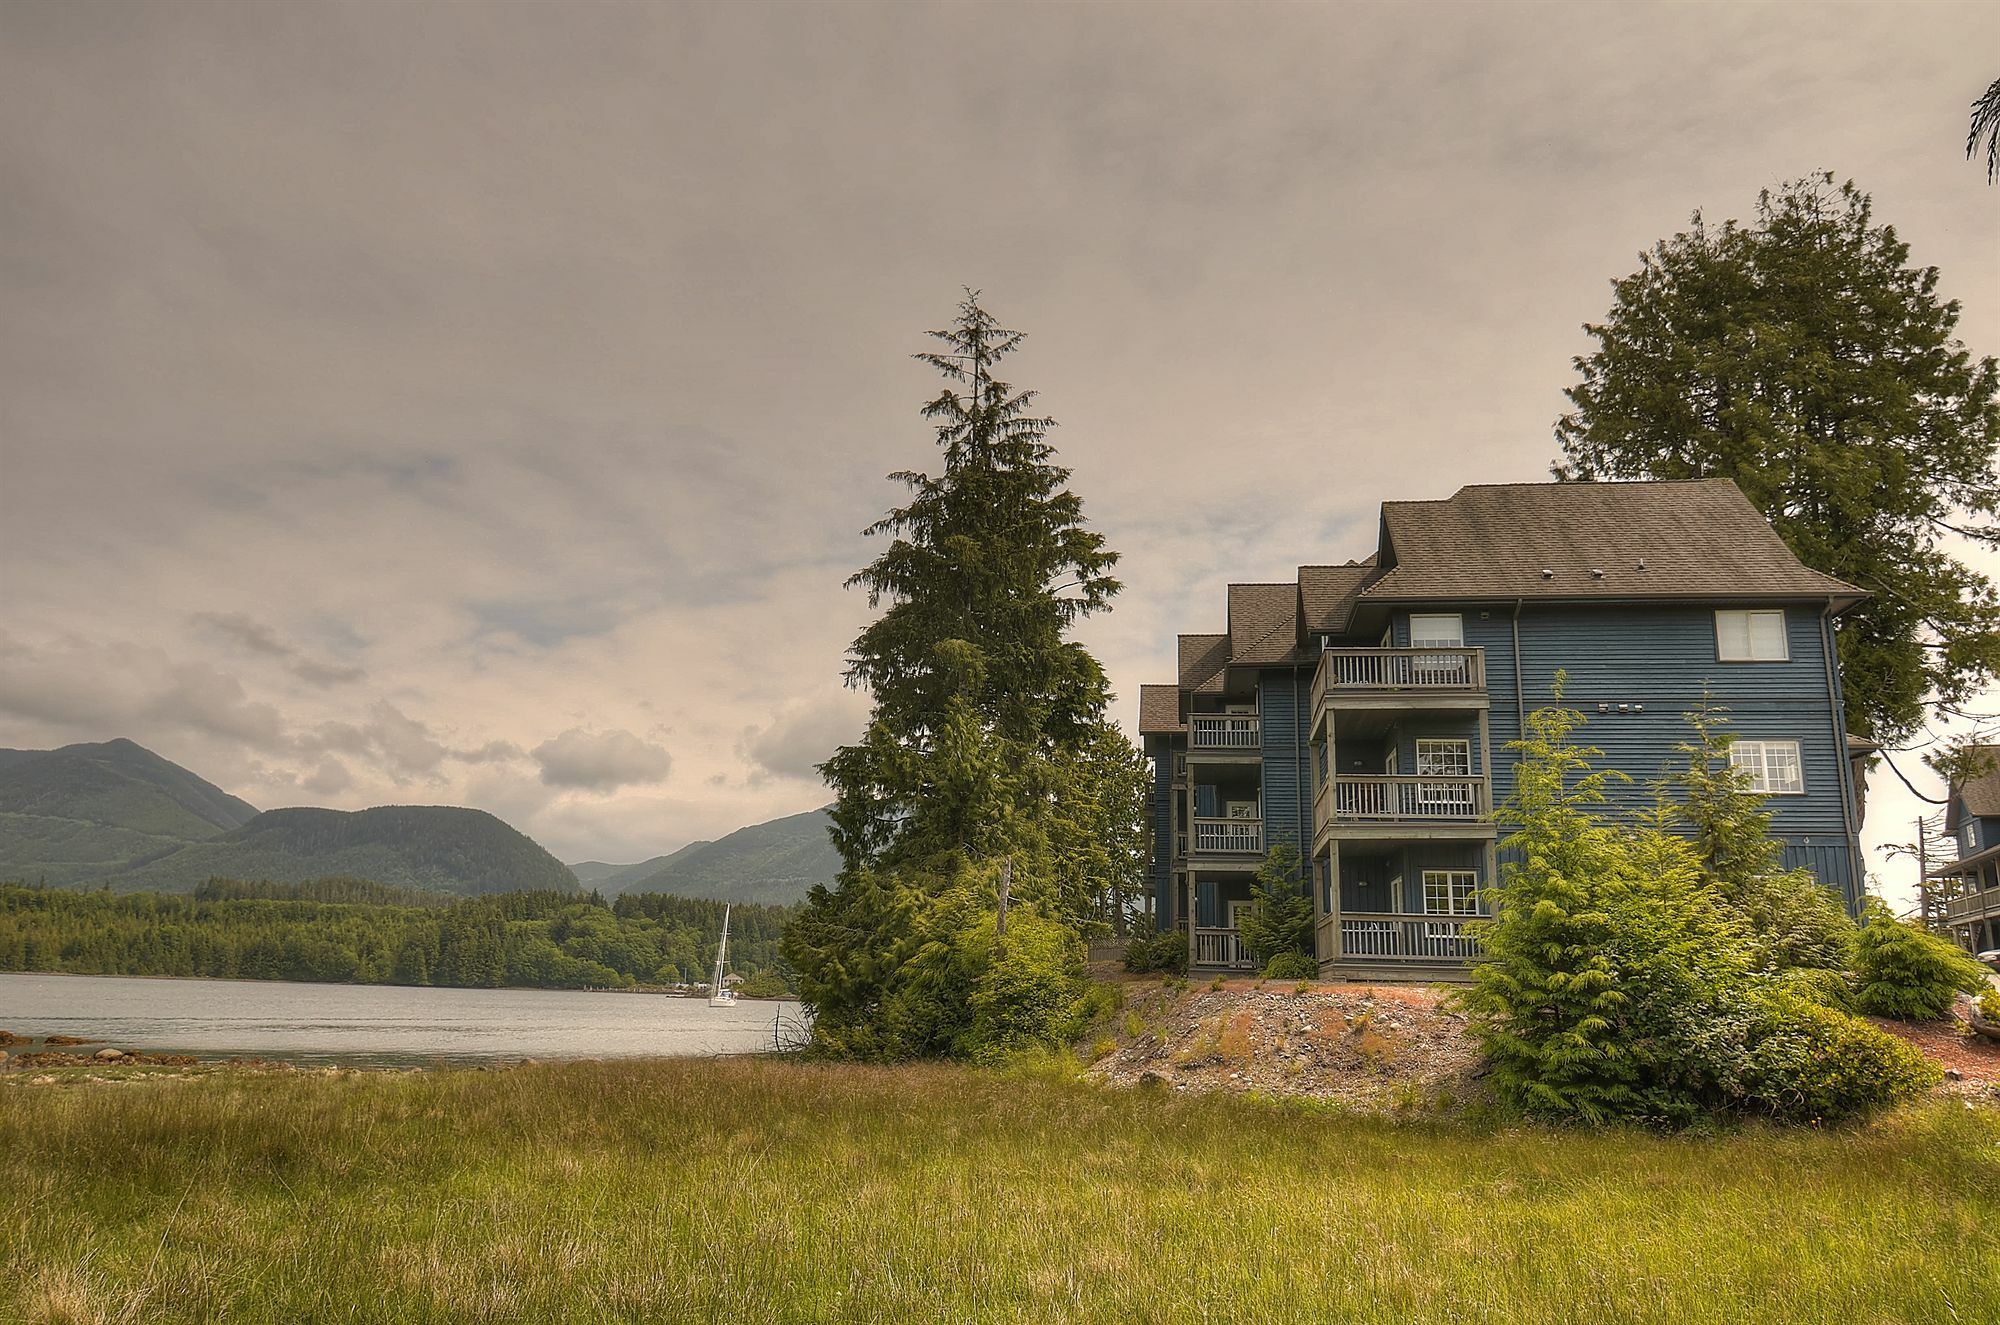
[1177, 633, 1230, 694]
[1137, 684, 1183, 735]
[1228, 583, 1302, 664]
[1951, 746, 2000, 822]
[1360, 480, 1863, 606]
[1298, 562, 1375, 634]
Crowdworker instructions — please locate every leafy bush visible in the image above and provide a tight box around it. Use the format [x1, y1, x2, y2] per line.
[1979, 988, 2000, 1024]
[1739, 990, 1939, 1122]
[1465, 685, 1937, 1128]
[1123, 927, 1188, 975]
[1768, 965, 1858, 1014]
[1851, 900, 1990, 1020]
[1262, 951, 1317, 980]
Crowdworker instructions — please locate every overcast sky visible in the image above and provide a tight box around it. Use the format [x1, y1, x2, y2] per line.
[1, 1, 1994, 893]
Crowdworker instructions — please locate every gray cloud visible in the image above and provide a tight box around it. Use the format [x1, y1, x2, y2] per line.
[300, 756, 353, 797]
[741, 691, 868, 784]
[0, 1, 1991, 873]
[533, 728, 672, 792]
[194, 611, 367, 687]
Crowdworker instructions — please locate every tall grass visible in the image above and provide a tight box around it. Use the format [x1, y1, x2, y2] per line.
[2, 1059, 1997, 1323]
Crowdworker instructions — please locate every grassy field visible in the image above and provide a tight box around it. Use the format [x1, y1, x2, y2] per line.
[3, 1059, 1998, 1324]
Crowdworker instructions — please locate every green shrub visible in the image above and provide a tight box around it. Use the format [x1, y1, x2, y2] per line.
[1262, 951, 1317, 980]
[1464, 686, 1925, 1129]
[733, 968, 792, 999]
[1739, 990, 1940, 1122]
[1851, 900, 1989, 1020]
[1769, 965, 1858, 1014]
[954, 909, 1093, 1064]
[1123, 928, 1188, 975]
[1976, 987, 1999, 1024]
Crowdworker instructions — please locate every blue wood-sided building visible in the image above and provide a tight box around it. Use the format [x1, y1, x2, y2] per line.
[1935, 747, 2000, 956]
[1138, 479, 1874, 980]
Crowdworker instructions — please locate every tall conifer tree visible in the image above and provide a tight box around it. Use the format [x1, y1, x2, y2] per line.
[1554, 174, 2000, 745]
[786, 293, 1137, 1058]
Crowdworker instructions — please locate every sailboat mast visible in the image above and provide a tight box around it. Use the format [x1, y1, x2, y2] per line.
[711, 904, 731, 994]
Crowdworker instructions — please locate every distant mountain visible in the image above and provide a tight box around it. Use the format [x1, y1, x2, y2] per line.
[612, 808, 838, 906]
[102, 805, 580, 896]
[569, 841, 709, 893]
[0, 738, 577, 897]
[0, 739, 260, 885]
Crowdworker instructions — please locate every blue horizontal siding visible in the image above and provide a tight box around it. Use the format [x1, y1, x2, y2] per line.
[1393, 602, 1859, 903]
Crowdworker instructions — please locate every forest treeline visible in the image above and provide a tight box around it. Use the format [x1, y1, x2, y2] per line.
[0, 880, 795, 993]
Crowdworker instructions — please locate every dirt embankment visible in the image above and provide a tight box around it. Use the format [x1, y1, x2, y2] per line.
[1086, 977, 1485, 1112]
[1086, 977, 2000, 1110]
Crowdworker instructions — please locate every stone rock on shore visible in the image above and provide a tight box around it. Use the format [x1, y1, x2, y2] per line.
[93, 1048, 125, 1062]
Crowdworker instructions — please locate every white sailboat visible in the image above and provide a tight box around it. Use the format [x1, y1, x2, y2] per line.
[707, 903, 737, 1008]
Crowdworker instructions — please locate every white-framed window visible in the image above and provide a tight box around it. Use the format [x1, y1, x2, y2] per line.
[1384, 746, 1399, 776]
[1716, 610, 1788, 662]
[1225, 799, 1259, 821]
[1409, 614, 1464, 648]
[1415, 739, 1472, 776]
[1731, 739, 1805, 795]
[1423, 869, 1479, 916]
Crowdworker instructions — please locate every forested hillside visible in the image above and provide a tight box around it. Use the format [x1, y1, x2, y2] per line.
[614, 808, 838, 904]
[0, 882, 794, 992]
[95, 806, 580, 895]
[0, 739, 260, 885]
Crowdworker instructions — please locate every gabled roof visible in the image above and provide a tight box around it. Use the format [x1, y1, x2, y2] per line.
[1298, 561, 1376, 634]
[1948, 746, 2000, 828]
[1228, 583, 1302, 664]
[1137, 684, 1183, 735]
[1359, 479, 1864, 607]
[1177, 633, 1230, 694]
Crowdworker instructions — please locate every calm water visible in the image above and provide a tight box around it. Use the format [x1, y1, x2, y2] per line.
[0, 972, 802, 1066]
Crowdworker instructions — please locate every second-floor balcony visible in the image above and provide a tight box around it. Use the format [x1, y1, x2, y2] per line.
[1325, 774, 1488, 823]
[1190, 713, 1260, 749]
[1192, 817, 1263, 854]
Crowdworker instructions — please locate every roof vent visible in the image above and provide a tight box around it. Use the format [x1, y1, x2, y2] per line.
[1590, 568, 1604, 579]
[1636, 558, 1648, 571]
[1540, 569, 1554, 580]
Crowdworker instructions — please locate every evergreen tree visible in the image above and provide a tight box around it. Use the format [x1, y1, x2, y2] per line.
[787, 292, 1130, 1058]
[1660, 698, 1855, 971]
[1235, 844, 1313, 965]
[1553, 174, 2000, 745]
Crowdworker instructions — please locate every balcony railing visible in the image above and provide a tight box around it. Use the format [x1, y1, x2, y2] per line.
[1944, 887, 2000, 922]
[1330, 775, 1486, 821]
[1190, 714, 1260, 749]
[1192, 927, 1258, 970]
[1320, 647, 1485, 693]
[1174, 831, 1188, 859]
[1192, 818, 1263, 854]
[1336, 913, 1482, 962]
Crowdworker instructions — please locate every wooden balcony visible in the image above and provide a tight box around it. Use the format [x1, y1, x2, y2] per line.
[1329, 913, 1482, 963]
[1329, 775, 1487, 822]
[1192, 817, 1263, 854]
[1944, 887, 2000, 923]
[1189, 714, 1260, 750]
[1321, 646, 1485, 692]
[1192, 927, 1257, 970]
[1312, 648, 1488, 734]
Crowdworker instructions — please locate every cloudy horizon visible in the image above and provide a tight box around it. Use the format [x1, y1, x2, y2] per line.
[1, 1, 1994, 888]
